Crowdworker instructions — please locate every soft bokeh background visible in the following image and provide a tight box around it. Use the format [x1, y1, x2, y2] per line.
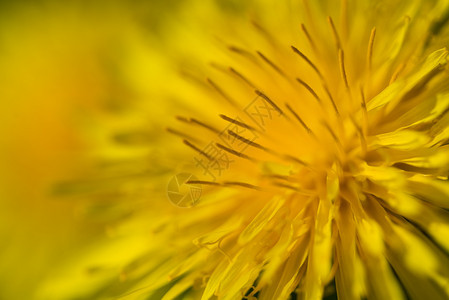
[0, 1, 189, 298]
[0, 1, 255, 298]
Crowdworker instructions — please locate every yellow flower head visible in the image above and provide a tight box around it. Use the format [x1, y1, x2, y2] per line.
[23, 0, 449, 299]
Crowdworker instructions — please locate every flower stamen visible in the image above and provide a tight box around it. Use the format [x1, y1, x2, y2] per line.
[190, 118, 221, 134]
[389, 62, 406, 84]
[285, 103, 314, 135]
[254, 90, 284, 115]
[216, 143, 256, 161]
[187, 180, 221, 186]
[301, 23, 317, 53]
[219, 114, 259, 132]
[338, 48, 350, 90]
[291, 45, 324, 81]
[183, 139, 214, 161]
[296, 77, 322, 104]
[222, 181, 262, 190]
[229, 67, 256, 88]
[367, 27, 377, 71]
[256, 51, 286, 77]
[323, 83, 340, 115]
[328, 16, 342, 50]
[166, 127, 199, 142]
[227, 130, 268, 151]
[207, 77, 238, 106]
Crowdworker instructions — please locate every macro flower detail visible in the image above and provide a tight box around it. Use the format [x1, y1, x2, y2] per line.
[31, 1, 449, 300]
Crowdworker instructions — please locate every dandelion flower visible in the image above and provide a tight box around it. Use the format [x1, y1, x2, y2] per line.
[37, 0, 449, 299]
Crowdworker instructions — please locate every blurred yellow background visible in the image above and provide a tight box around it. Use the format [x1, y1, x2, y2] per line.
[0, 1, 186, 298]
